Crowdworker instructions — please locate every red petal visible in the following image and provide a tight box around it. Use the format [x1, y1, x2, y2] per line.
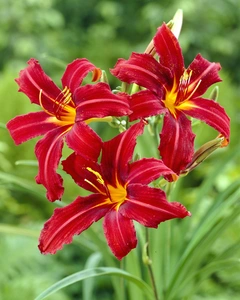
[184, 98, 230, 139]
[159, 113, 195, 176]
[111, 52, 171, 95]
[101, 121, 145, 186]
[121, 185, 190, 227]
[129, 90, 165, 122]
[128, 158, 174, 184]
[15, 58, 61, 106]
[187, 54, 221, 98]
[35, 126, 70, 201]
[62, 153, 104, 194]
[6, 111, 58, 145]
[74, 83, 131, 121]
[39, 194, 110, 254]
[65, 122, 102, 160]
[103, 209, 137, 260]
[61, 58, 99, 92]
[154, 23, 184, 82]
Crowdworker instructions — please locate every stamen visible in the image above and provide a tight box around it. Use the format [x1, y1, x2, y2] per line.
[179, 70, 192, 100]
[84, 167, 127, 207]
[186, 79, 202, 100]
[55, 87, 74, 119]
[84, 179, 105, 194]
[177, 69, 202, 104]
[86, 167, 105, 185]
[38, 86, 75, 122]
[84, 167, 110, 196]
[39, 89, 55, 116]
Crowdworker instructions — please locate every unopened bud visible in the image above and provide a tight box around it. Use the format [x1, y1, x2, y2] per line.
[209, 86, 219, 102]
[100, 70, 109, 84]
[142, 242, 152, 265]
[109, 117, 121, 128]
[144, 9, 183, 56]
[170, 9, 183, 39]
[182, 136, 225, 175]
[121, 81, 130, 93]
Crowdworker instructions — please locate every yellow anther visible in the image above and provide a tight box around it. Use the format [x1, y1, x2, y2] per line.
[86, 167, 105, 185]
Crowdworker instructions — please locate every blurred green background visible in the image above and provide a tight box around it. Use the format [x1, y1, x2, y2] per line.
[0, 0, 239, 299]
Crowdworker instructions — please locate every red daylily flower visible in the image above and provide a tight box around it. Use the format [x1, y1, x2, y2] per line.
[7, 58, 131, 201]
[38, 121, 190, 260]
[111, 23, 230, 176]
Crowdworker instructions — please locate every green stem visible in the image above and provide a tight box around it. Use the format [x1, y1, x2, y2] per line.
[120, 259, 127, 299]
[162, 221, 171, 299]
[130, 83, 141, 95]
[153, 122, 160, 151]
[145, 228, 159, 300]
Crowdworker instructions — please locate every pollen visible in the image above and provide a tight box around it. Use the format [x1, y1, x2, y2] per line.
[86, 167, 105, 185]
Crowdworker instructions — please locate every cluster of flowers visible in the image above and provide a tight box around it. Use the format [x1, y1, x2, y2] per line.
[7, 23, 230, 259]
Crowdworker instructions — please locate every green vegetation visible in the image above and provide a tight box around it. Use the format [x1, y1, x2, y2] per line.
[0, 1, 239, 299]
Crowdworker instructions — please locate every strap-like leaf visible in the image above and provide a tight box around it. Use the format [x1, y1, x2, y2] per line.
[35, 267, 153, 300]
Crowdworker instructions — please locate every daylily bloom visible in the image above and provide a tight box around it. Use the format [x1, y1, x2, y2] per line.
[111, 23, 230, 176]
[38, 121, 190, 260]
[7, 58, 131, 201]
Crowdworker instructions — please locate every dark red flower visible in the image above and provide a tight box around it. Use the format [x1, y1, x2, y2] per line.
[111, 23, 230, 176]
[38, 121, 190, 260]
[7, 58, 131, 201]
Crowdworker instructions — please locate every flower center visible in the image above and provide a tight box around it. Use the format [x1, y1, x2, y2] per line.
[163, 89, 178, 118]
[85, 167, 127, 209]
[163, 70, 195, 118]
[107, 183, 127, 204]
[39, 86, 76, 125]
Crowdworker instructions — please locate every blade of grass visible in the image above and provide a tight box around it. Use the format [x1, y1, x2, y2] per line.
[0, 171, 46, 200]
[166, 183, 240, 299]
[83, 252, 102, 300]
[125, 246, 145, 300]
[169, 206, 240, 299]
[34, 267, 153, 300]
[181, 258, 240, 299]
[0, 224, 39, 238]
[84, 226, 124, 300]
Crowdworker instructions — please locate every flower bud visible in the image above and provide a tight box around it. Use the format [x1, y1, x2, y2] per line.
[144, 9, 183, 56]
[209, 86, 219, 102]
[181, 136, 225, 175]
[100, 70, 109, 84]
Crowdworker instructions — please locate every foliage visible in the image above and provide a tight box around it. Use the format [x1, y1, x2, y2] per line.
[0, 1, 239, 300]
[1, 0, 240, 82]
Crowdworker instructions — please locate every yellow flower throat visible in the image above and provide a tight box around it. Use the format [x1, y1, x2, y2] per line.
[85, 167, 127, 210]
[162, 70, 200, 118]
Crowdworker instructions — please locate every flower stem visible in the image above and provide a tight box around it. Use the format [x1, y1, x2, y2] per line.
[145, 228, 159, 300]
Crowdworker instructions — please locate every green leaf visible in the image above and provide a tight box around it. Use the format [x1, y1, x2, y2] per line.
[0, 122, 6, 129]
[125, 246, 146, 300]
[194, 258, 240, 284]
[0, 171, 45, 200]
[0, 224, 39, 238]
[83, 253, 102, 300]
[34, 267, 153, 300]
[166, 180, 240, 299]
[15, 160, 38, 167]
